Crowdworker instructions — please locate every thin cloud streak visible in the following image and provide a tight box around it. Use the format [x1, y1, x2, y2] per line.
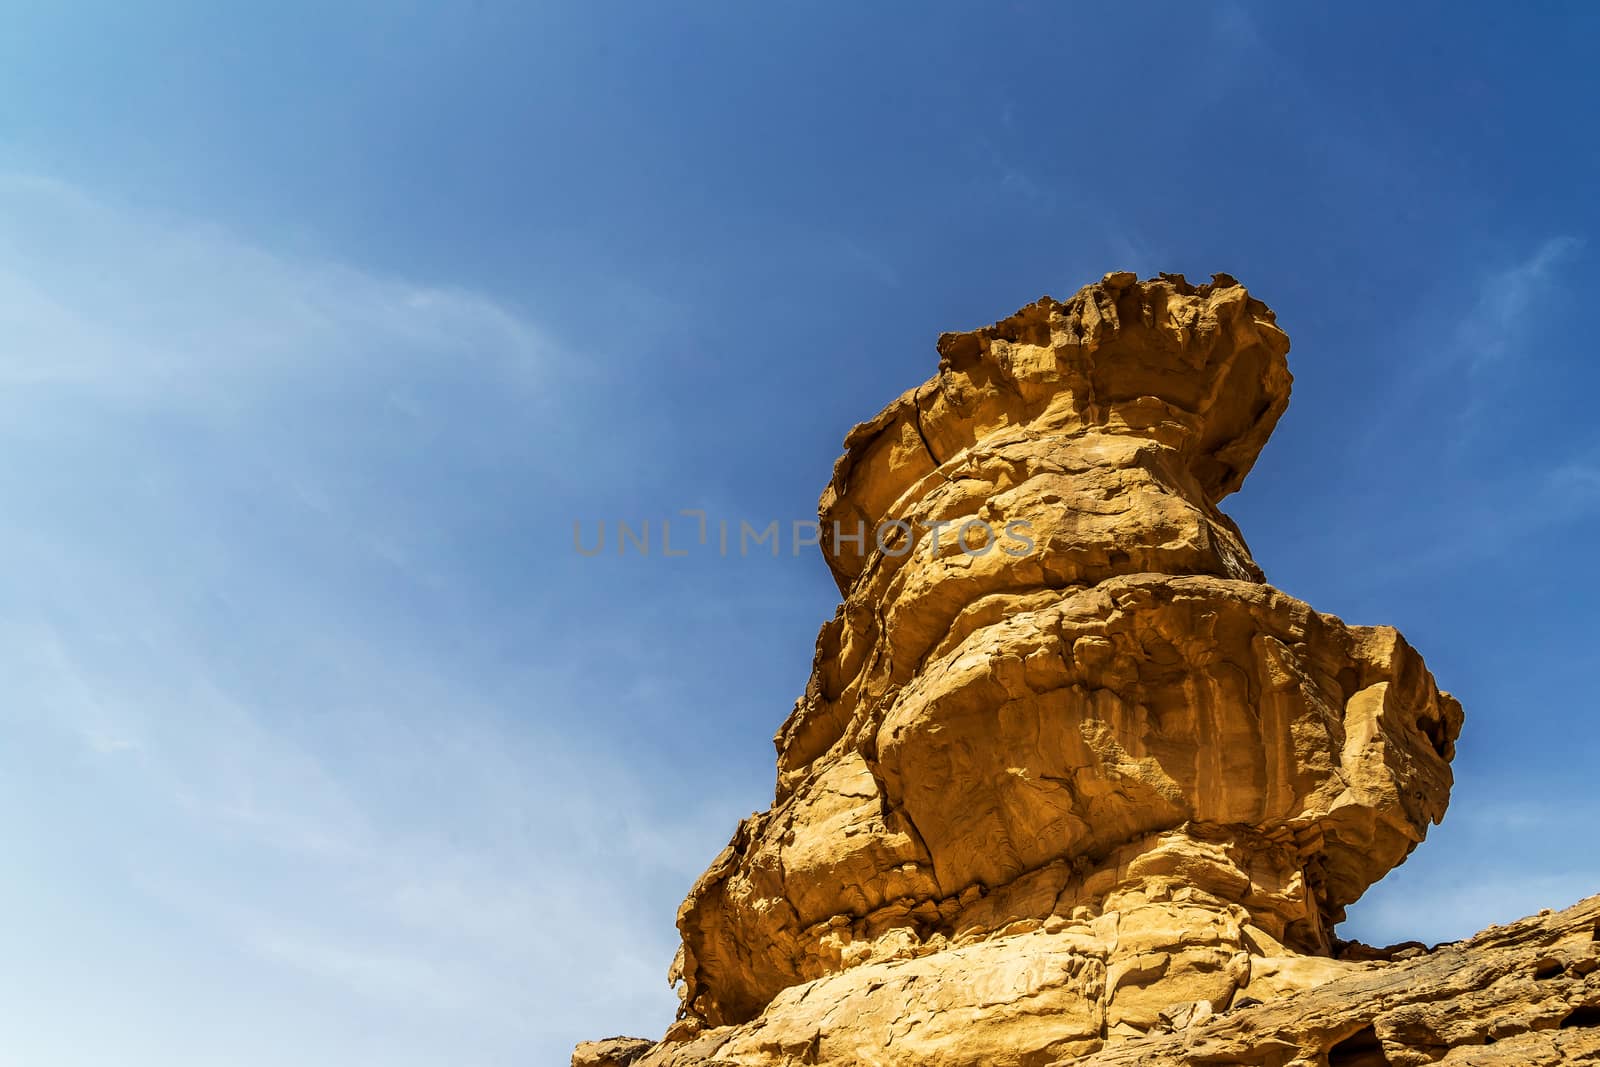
[0, 173, 550, 398]
[1461, 234, 1584, 370]
[0, 174, 704, 1065]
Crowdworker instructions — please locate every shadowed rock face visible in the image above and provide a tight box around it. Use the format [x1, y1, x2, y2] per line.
[579, 273, 1482, 1067]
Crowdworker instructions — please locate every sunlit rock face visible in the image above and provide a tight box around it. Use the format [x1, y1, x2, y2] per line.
[579, 273, 1475, 1067]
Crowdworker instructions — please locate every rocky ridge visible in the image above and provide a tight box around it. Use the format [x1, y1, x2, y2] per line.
[576, 273, 1594, 1066]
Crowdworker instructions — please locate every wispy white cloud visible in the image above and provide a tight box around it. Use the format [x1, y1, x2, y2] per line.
[1348, 447, 1600, 587]
[1350, 233, 1586, 453]
[1439, 234, 1586, 448]
[0, 173, 549, 398]
[0, 173, 712, 1066]
[1459, 235, 1584, 370]
[1329, 233, 1596, 584]
[1549, 458, 1600, 499]
[832, 233, 902, 289]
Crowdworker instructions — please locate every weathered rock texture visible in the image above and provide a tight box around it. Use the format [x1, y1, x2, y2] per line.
[1058, 894, 1600, 1066]
[577, 895, 1600, 1066]
[570, 273, 1587, 1067]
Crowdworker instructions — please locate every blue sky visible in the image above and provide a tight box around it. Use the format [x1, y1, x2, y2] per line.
[2, 3, 1598, 1064]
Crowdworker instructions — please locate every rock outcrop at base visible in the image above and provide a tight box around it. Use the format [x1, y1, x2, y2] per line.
[574, 273, 1535, 1067]
[577, 894, 1600, 1066]
[1058, 893, 1600, 1067]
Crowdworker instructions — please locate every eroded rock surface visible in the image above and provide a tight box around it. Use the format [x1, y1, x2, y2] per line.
[579, 895, 1600, 1066]
[1057, 894, 1600, 1067]
[575, 273, 1517, 1067]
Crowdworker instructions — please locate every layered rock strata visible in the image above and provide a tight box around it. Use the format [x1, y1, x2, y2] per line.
[580, 894, 1600, 1066]
[580, 273, 1480, 1066]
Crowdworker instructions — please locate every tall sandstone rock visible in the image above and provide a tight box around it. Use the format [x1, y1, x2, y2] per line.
[577, 274, 1600, 1067]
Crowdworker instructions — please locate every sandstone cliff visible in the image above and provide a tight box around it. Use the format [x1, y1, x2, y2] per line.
[576, 273, 1595, 1066]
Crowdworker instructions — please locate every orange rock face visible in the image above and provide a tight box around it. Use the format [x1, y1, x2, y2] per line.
[579, 273, 1493, 1067]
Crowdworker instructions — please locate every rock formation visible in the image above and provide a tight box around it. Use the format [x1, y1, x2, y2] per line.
[576, 273, 1597, 1066]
